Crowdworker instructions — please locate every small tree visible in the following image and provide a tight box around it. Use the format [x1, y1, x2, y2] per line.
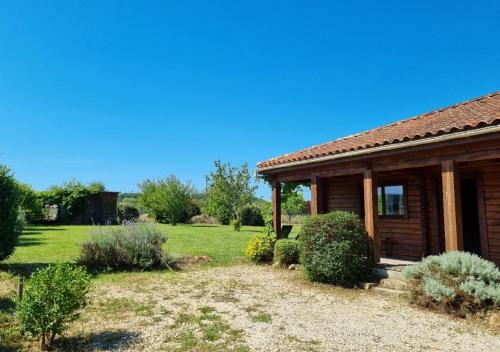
[139, 175, 193, 225]
[204, 161, 256, 230]
[15, 264, 91, 350]
[0, 165, 21, 261]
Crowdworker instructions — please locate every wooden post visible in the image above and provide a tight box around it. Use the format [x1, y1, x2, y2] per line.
[272, 181, 281, 239]
[310, 175, 323, 216]
[18, 276, 24, 300]
[441, 160, 464, 251]
[363, 169, 380, 263]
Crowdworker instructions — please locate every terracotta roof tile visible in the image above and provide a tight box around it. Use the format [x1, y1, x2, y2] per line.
[257, 92, 500, 170]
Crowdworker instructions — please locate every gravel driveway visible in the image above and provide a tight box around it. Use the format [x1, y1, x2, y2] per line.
[72, 265, 499, 352]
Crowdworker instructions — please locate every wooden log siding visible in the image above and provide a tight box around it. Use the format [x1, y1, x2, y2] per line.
[377, 174, 424, 258]
[324, 176, 362, 214]
[324, 172, 424, 259]
[483, 162, 500, 264]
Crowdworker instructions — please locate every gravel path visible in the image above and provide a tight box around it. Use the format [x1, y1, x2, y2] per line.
[75, 265, 499, 352]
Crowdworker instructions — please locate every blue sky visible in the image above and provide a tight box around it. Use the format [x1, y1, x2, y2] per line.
[0, 1, 499, 199]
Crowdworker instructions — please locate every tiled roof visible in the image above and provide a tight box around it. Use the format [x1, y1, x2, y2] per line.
[257, 92, 500, 170]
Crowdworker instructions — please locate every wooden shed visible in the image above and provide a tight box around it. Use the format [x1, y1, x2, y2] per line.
[257, 92, 500, 265]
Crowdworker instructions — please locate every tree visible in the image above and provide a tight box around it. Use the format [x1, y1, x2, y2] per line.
[204, 161, 256, 229]
[139, 175, 193, 225]
[17, 182, 46, 224]
[0, 165, 22, 261]
[282, 187, 308, 223]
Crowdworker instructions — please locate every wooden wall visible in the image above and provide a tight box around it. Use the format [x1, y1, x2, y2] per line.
[482, 162, 500, 265]
[324, 173, 425, 259]
[324, 176, 362, 214]
[323, 161, 500, 264]
[377, 173, 424, 258]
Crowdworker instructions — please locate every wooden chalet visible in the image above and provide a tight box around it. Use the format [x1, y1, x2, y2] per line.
[256, 92, 500, 265]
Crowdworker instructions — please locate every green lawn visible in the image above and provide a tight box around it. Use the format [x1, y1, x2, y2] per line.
[4, 224, 267, 268]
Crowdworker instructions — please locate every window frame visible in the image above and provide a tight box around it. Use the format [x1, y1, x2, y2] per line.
[377, 182, 408, 219]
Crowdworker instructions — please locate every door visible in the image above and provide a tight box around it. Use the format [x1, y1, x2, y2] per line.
[460, 178, 482, 255]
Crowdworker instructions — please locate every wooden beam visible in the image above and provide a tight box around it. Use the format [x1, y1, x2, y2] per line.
[441, 160, 464, 251]
[272, 181, 282, 238]
[310, 175, 324, 215]
[363, 169, 380, 262]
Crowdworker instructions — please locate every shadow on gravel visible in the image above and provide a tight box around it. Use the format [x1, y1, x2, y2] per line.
[52, 330, 140, 351]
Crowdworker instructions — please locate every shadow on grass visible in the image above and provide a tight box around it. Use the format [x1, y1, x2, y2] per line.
[17, 237, 46, 247]
[240, 229, 262, 233]
[0, 263, 51, 277]
[52, 330, 140, 351]
[186, 224, 219, 228]
[25, 226, 67, 232]
[0, 297, 15, 313]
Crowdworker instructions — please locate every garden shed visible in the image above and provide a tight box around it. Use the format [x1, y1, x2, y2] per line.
[257, 92, 500, 265]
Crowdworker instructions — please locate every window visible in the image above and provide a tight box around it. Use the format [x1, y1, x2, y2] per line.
[377, 184, 406, 218]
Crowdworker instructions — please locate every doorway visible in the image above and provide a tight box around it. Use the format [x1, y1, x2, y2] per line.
[460, 178, 482, 255]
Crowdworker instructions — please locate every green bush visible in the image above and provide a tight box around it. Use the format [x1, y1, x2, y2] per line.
[274, 239, 300, 267]
[231, 218, 242, 231]
[139, 175, 194, 225]
[240, 205, 265, 226]
[245, 230, 276, 263]
[0, 165, 22, 261]
[117, 203, 140, 223]
[403, 251, 500, 315]
[15, 264, 91, 350]
[78, 222, 177, 270]
[299, 211, 369, 286]
[17, 182, 46, 224]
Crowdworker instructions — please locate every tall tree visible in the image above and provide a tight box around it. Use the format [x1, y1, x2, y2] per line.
[139, 175, 193, 225]
[204, 161, 256, 228]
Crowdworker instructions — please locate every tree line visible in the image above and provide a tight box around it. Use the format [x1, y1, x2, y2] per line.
[0, 160, 309, 261]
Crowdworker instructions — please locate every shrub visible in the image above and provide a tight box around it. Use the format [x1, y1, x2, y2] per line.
[245, 231, 276, 263]
[299, 211, 369, 286]
[16, 182, 46, 224]
[188, 214, 219, 224]
[274, 239, 300, 267]
[403, 251, 500, 315]
[240, 205, 265, 226]
[117, 203, 140, 223]
[0, 165, 22, 261]
[78, 222, 177, 270]
[15, 264, 91, 350]
[231, 218, 241, 231]
[139, 175, 194, 225]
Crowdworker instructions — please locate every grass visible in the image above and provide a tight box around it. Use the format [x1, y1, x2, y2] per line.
[3, 224, 272, 269]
